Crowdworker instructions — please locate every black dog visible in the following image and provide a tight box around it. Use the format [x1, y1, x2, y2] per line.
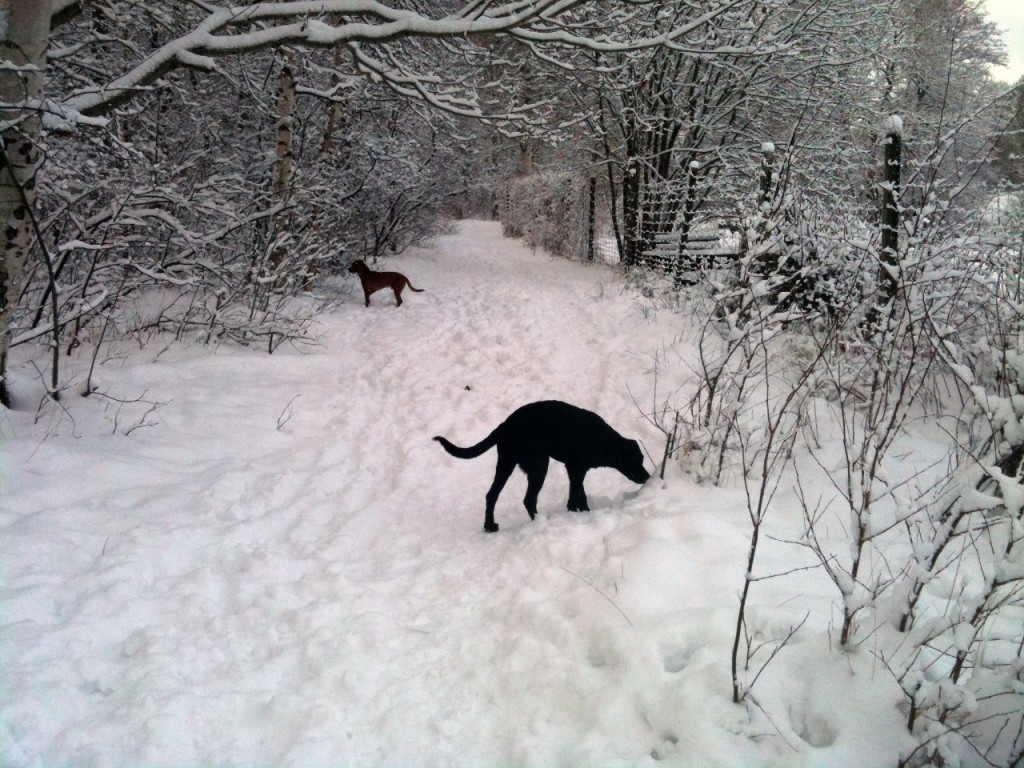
[434, 400, 650, 532]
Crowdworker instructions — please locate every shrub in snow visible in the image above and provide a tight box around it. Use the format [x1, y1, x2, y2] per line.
[497, 173, 599, 263]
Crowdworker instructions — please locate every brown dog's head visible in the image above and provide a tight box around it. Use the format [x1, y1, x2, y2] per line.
[347, 259, 366, 274]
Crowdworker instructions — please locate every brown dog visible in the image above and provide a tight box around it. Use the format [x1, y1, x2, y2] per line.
[347, 259, 424, 307]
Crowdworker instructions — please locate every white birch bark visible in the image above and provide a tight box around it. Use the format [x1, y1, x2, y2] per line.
[269, 48, 295, 277]
[0, 0, 52, 405]
[272, 48, 295, 204]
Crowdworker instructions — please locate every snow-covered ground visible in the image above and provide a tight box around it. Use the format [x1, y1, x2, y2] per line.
[2, 221, 909, 767]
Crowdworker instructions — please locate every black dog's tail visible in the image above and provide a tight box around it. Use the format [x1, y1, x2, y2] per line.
[433, 431, 498, 459]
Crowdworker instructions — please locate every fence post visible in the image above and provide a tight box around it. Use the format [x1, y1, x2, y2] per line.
[672, 161, 700, 290]
[758, 142, 776, 215]
[879, 115, 902, 308]
[748, 142, 777, 276]
[587, 176, 596, 262]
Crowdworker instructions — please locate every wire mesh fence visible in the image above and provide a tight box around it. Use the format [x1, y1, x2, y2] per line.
[496, 172, 621, 265]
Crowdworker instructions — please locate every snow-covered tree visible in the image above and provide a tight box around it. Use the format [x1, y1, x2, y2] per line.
[0, 0, 53, 405]
[0, 0, 742, 403]
[993, 77, 1024, 185]
[573, 1, 891, 288]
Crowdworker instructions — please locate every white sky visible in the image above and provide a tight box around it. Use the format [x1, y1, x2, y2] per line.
[984, 0, 1024, 83]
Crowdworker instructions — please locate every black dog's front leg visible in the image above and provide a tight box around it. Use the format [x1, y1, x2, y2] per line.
[566, 466, 590, 512]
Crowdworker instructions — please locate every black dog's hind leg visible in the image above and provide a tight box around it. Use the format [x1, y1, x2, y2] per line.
[566, 465, 590, 512]
[521, 455, 549, 521]
[484, 451, 516, 533]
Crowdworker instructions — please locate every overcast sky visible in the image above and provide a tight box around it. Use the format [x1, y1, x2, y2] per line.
[984, 0, 1024, 83]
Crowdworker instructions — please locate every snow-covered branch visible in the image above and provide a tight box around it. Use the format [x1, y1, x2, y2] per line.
[54, 0, 798, 121]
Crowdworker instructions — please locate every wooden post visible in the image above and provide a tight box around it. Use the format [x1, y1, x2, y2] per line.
[587, 177, 596, 262]
[879, 115, 902, 308]
[672, 161, 700, 290]
[758, 141, 775, 214]
[749, 141, 777, 278]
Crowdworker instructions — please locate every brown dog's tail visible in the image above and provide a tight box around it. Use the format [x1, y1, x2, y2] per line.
[433, 431, 497, 459]
[407, 282, 424, 293]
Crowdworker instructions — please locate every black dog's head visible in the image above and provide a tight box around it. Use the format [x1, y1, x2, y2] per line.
[619, 439, 651, 484]
[347, 260, 366, 274]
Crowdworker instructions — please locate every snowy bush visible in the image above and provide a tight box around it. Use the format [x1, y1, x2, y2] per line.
[647, 108, 1024, 762]
[497, 173, 594, 262]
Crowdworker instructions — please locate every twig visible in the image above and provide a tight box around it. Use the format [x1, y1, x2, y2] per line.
[557, 565, 632, 627]
[277, 394, 300, 431]
[745, 612, 809, 694]
[743, 691, 802, 754]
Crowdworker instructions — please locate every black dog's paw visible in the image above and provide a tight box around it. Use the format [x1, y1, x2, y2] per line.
[484, 522, 500, 533]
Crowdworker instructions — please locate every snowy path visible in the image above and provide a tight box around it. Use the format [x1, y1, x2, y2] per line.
[2, 221, 879, 767]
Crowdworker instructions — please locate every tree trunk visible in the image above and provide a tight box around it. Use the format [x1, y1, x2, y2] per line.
[318, 46, 345, 157]
[267, 48, 296, 279]
[272, 48, 296, 204]
[517, 137, 533, 176]
[0, 0, 53, 406]
[620, 151, 641, 266]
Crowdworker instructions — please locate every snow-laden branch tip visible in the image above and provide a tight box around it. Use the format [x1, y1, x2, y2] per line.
[883, 114, 904, 137]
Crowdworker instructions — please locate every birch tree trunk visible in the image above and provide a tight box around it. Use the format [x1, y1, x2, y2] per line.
[268, 48, 295, 277]
[272, 48, 295, 204]
[319, 70, 343, 157]
[0, 0, 52, 406]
